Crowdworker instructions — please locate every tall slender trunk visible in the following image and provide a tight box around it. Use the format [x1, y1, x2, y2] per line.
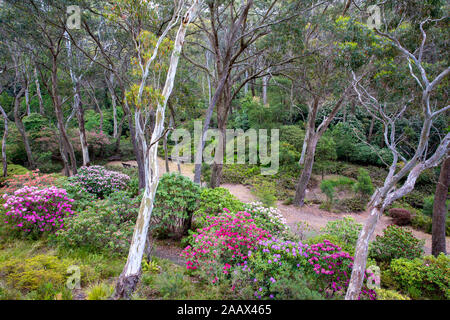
[210, 84, 230, 188]
[14, 88, 36, 169]
[51, 56, 77, 175]
[115, 2, 200, 299]
[0, 105, 8, 177]
[34, 67, 45, 116]
[432, 154, 449, 256]
[293, 135, 318, 206]
[75, 83, 90, 166]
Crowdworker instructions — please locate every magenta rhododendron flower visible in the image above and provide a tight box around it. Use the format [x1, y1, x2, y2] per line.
[2, 186, 75, 235]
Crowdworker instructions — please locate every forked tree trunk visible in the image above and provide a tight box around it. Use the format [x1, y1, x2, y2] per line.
[432, 154, 449, 256]
[0, 105, 8, 177]
[114, 1, 200, 299]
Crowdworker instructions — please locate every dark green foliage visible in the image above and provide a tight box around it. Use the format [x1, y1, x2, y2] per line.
[151, 173, 201, 239]
[386, 254, 450, 300]
[353, 168, 374, 197]
[369, 225, 424, 263]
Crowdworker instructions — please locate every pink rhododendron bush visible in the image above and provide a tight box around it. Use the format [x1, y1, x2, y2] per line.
[67, 165, 130, 198]
[182, 208, 377, 300]
[2, 186, 75, 237]
[181, 209, 271, 282]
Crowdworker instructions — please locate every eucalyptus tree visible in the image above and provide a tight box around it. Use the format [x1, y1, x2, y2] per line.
[114, 0, 203, 299]
[190, 0, 316, 187]
[290, 4, 378, 207]
[346, 18, 449, 299]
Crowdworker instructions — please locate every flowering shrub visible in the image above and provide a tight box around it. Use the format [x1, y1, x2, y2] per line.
[2, 186, 74, 236]
[0, 170, 57, 194]
[369, 225, 424, 263]
[232, 239, 323, 300]
[243, 202, 289, 238]
[302, 240, 375, 300]
[181, 209, 271, 282]
[55, 201, 134, 254]
[67, 166, 130, 198]
[192, 188, 244, 229]
[231, 238, 375, 300]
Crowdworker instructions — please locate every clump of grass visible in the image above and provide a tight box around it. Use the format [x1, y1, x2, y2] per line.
[86, 282, 114, 300]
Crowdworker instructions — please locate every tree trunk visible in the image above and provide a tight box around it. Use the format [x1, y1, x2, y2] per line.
[75, 83, 90, 167]
[14, 88, 36, 169]
[345, 201, 383, 300]
[34, 67, 45, 116]
[114, 1, 200, 299]
[432, 154, 449, 256]
[51, 56, 77, 175]
[0, 105, 8, 177]
[293, 135, 318, 206]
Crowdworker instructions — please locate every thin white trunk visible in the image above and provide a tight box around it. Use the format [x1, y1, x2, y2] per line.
[34, 67, 44, 115]
[0, 105, 8, 177]
[65, 32, 90, 166]
[116, 0, 201, 299]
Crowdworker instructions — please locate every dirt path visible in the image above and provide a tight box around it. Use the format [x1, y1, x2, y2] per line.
[223, 183, 449, 255]
[107, 159, 448, 256]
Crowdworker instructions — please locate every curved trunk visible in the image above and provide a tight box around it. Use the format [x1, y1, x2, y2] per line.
[432, 154, 449, 256]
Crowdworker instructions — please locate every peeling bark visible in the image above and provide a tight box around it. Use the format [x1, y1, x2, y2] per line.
[0, 105, 8, 177]
[114, 1, 201, 299]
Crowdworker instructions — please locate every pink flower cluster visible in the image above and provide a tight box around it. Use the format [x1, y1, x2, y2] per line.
[181, 209, 271, 275]
[305, 240, 376, 300]
[68, 166, 130, 198]
[2, 186, 75, 234]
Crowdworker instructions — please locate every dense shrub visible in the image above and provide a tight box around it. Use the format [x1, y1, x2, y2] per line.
[67, 166, 130, 198]
[151, 173, 201, 239]
[55, 201, 134, 254]
[369, 225, 424, 263]
[221, 164, 260, 184]
[0, 164, 30, 184]
[231, 239, 323, 300]
[193, 188, 244, 229]
[105, 191, 141, 224]
[353, 168, 374, 197]
[375, 288, 410, 300]
[320, 180, 335, 203]
[387, 254, 450, 300]
[336, 197, 367, 213]
[0, 170, 57, 194]
[251, 179, 278, 207]
[388, 208, 412, 226]
[181, 210, 271, 281]
[243, 202, 289, 238]
[321, 217, 362, 249]
[0, 254, 89, 294]
[2, 186, 74, 237]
